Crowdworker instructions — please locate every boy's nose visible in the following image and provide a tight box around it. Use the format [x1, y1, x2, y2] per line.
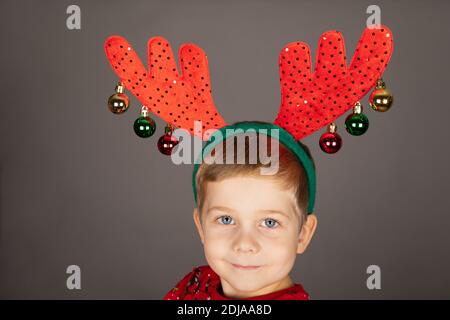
[232, 229, 260, 254]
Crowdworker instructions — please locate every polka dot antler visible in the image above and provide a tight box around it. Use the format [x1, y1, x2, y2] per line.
[275, 25, 394, 142]
[104, 25, 394, 156]
[104, 35, 227, 141]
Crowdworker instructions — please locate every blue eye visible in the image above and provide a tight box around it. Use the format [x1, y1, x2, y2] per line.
[218, 215, 234, 225]
[262, 218, 279, 229]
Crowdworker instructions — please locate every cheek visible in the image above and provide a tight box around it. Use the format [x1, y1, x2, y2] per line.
[203, 227, 229, 256]
[261, 230, 299, 261]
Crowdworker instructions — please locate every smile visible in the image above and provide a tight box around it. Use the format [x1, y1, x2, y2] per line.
[231, 263, 261, 270]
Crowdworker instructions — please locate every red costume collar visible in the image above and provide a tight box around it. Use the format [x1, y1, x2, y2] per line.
[164, 265, 309, 300]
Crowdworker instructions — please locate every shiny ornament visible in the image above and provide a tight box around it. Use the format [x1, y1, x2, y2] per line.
[345, 101, 369, 136]
[369, 78, 393, 112]
[107, 82, 129, 114]
[133, 106, 156, 138]
[319, 123, 342, 154]
[157, 124, 179, 155]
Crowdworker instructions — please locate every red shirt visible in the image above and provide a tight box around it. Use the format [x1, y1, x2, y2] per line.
[163, 265, 309, 300]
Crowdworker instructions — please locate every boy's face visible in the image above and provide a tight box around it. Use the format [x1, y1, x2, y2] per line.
[193, 176, 317, 298]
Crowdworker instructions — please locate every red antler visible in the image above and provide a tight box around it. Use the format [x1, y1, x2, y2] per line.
[104, 36, 227, 140]
[275, 25, 394, 141]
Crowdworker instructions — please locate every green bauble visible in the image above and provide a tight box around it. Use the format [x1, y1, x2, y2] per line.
[345, 113, 369, 136]
[133, 116, 156, 138]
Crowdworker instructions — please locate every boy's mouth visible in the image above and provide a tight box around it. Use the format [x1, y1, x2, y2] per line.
[230, 263, 261, 270]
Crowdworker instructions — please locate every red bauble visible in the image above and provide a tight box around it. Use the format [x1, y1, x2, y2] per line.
[319, 132, 342, 154]
[157, 133, 179, 155]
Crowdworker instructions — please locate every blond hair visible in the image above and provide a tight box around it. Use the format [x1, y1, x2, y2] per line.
[194, 121, 316, 227]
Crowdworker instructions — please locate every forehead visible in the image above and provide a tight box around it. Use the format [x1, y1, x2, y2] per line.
[203, 176, 297, 217]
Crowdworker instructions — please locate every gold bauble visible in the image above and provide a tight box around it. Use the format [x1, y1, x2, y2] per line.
[108, 93, 130, 114]
[369, 88, 393, 112]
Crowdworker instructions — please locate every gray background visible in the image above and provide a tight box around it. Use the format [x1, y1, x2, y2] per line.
[0, 0, 449, 299]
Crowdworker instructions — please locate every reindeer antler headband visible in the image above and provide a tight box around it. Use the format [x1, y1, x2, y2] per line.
[104, 24, 394, 214]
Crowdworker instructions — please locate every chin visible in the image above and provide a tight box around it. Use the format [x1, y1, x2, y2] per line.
[225, 271, 271, 293]
[226, 278, 266, 293]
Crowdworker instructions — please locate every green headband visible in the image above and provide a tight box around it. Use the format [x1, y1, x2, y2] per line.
[192, 122, 316, 215]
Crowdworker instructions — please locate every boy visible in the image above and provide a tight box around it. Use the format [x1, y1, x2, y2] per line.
[164, 121, 318, 300]
[103, 25, 393, 300]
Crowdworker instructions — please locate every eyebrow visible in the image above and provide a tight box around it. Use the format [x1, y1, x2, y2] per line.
[207, 205, 291, 219]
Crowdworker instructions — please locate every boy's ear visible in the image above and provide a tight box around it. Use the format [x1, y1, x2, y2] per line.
[296, 213, 318, 254]
[193, 208, 205, 245]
